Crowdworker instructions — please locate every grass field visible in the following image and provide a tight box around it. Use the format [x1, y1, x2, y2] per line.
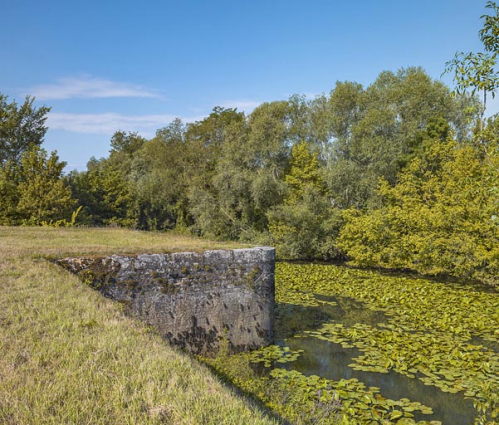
[0, 226, 276, 424]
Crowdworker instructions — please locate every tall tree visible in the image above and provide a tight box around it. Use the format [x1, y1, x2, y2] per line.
[129, 121, 190, 230]
[338, 119, 499, 285]
[0, 94, 50, 165]
[188, 102, 293, 240]
[268, 142, 340, 259]
[110, 131, 146, 156]
[0, 145, 76, 225]
[186, 107, 245, 150]
[325, 67, 477, 209]
[67, 138, 138, 228]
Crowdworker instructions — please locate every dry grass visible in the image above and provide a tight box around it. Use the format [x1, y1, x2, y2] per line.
[0, 226, 248, 260]
[0, 226, 276, 424]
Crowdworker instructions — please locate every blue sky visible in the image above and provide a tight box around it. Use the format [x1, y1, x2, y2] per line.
[0, 0, 492, 171]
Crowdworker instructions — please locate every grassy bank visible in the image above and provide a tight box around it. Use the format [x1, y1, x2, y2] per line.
[0, 226, 276, 424]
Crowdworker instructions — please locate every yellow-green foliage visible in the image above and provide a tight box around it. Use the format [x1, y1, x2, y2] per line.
[0, 227, 272, 425]
[0, 145, 77, 226]
[268, 142, 341, 260]
[338, 130, 499, 285]
[283, 141, 325, 204]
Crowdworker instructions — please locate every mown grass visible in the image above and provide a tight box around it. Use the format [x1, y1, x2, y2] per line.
[0, 226, 276, 424]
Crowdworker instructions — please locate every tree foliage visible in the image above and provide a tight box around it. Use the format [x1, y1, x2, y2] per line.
[0, 145, 76, 225]
[338, 120, 499, 284]
[444, 1, 499, 112]
[0, 94, 50, 165]
[325, 67, 478, 209]
[268, 142, 340, 259]
[2, 57, 493, 284]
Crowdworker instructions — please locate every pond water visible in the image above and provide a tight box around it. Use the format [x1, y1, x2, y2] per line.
[275, 294, 477, 424]
[208, 263, 499, 424]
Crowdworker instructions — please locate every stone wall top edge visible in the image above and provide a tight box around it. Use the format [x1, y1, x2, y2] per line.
[62, 247, 275, 263]
[232, 247, 275, 263]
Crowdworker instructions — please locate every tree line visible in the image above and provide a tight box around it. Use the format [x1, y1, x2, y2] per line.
[1, 56, 499, 284]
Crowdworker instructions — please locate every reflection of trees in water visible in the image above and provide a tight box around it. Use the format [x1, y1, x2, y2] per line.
[275, 302, 331, 340]
[274, 293, 476, 424]
[285, 336, 476, 425]
[275, 295, 387, 341]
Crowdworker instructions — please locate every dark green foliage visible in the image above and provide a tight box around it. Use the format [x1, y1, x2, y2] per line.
[189, 102, 293, 240]
[0, 94, 50, 165]
[325, 67, 478, 209]
[67, 154, 135, 227]
[269, 142, 342, 259]
[110, 131, 146, 156]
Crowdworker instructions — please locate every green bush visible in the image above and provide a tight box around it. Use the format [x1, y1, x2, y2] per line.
[338, 123, 499, 285]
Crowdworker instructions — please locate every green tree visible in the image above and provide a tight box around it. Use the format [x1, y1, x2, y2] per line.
[0, 164, 20, 225]
[186, 108, 248, 236]
[68, 153, 136, 227]
[0, 94, 51, 165]
[337, 121, 499, 285]
[443, 1, 499, 114]
[129, 121, 191, 230]
[110, 131, 146, 156]
[283, 142, 325, 203]
[186, 107, 245, 150]
[325, 68, 477, 209]
[190, 119, 259, 240]
[189, 102, 293, 240]
[268, 142, 341, 259]
[0, 145, 76, 225]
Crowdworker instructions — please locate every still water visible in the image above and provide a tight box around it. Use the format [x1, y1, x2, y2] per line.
[274, 295, 478, 425]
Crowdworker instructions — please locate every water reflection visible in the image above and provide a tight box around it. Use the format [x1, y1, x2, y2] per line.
[274, 294, 477, 425]
[284, 336, 476, 425]
[275, 295, 388, 340]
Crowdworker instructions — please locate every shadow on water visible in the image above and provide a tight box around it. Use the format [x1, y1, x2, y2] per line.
[302, 259, 499, 295]
[274, 294, 477, 425]
[275, 295, 388, 340]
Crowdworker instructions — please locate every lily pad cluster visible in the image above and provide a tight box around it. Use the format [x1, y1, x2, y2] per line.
[205, 344, 439, 425]
[247, 345, 304, 367]
[276, 263, 499, 423]
[276, 263, 499, 342]
[203, 263, 499, 424]
[304, 323, 499, 395]
[269, 368, 437, 424]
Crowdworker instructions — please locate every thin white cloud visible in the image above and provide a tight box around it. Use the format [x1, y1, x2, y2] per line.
[47, 112, 205, 135]
[30, 76, 164, 100]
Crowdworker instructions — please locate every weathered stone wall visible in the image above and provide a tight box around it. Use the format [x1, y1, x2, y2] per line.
[57, 247, 275, 354]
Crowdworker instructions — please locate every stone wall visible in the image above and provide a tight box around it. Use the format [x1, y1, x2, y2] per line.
[57, 247, 275, 354]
